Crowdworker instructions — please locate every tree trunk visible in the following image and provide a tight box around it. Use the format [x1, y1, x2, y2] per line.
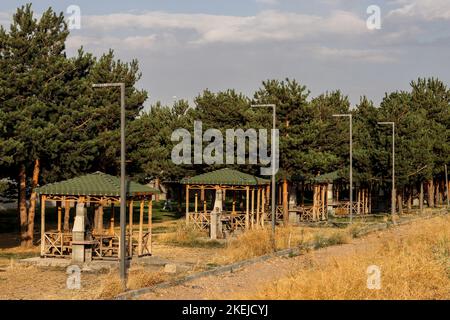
[419, 182, 424, 214]
[300, 182, 304, 206]
[397, 191, 403, 215]
[26, 159, 40, 247]
[427, 179, 434, 207]
[18, 164, 28, 247]
[434, 181, 440, 207]
[406, 186, 412, 212]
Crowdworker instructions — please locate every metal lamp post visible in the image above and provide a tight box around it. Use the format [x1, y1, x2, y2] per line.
[92, 82, 127, 288]
[333, 114, 353, 223]
[251, 104, 276, 238]
[378, 122, 396, 219]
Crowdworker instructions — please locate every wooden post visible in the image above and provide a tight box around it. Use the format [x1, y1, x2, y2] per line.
[57, 202, 62, 232]
[321, 185, 325, 220]
[256, 188, 261, 227]
[261, 187, 266, 228]
[185, 185, 190, 224]
[129, 200, 134, 257]
[40, 195, 46, 257]
[283, 179, 288, 225]
[251, 188, 255, 229]
[245, 186, 250, 230]
[138, 200, 144, 256]
[200, 186, 205, 202]
[98, 200, 104, 234]
[63, 197, 70, 232]
[195, 192, 198, 214]
[147, 199, 153, 254]
[110, 204, 115, 235]
[278, 185, 282, 205]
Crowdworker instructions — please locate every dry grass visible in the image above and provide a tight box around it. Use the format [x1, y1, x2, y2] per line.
[157, 221, 209, 246]
[213, 226, 350, 265]
[157, 221, 224, 249]
[245, 216, 450, 300]
[96, 267, 168, 299]
[0, 246, 40, 265]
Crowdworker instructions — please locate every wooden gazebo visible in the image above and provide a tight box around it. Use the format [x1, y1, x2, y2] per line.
[287, 170, 371, 222]
[35, 172, 159, 261]
[181, 168, 270, 233]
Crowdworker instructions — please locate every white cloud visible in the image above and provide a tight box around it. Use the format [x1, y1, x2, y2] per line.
[67, 35, 158, 51]
[313, 46, 396, 63]
[83, 10, 368, 45]
[255, 0, 279, 5]
[388, 0, 450, 20]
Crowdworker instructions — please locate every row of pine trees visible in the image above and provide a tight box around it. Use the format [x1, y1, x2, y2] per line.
[0, 5, 449, 246]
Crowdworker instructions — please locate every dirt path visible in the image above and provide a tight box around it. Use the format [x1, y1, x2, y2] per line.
[138, 223, 408, 300]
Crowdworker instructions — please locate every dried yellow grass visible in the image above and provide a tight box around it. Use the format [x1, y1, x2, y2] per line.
[246, 216, 450, 300]
[96, 267, 167, 299]
[213, 226, 349, 265]
[157, 221, 208, 246]
[127, 268, 167, 290]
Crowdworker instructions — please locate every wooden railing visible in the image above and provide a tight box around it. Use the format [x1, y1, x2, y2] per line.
[334, 201, 363, 216]
[188, 211, 248, 231]
[42, 232, 72, 257]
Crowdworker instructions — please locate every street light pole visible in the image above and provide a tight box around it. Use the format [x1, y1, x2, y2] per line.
[251, 104, 276, 239]
[93, 82, 127, 288]
[378, 122, 396, 219]
[333, 114, 353, 223]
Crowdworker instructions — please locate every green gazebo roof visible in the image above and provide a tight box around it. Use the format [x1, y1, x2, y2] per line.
[35, 172, 160, 197]
[181, 168, 270, 186]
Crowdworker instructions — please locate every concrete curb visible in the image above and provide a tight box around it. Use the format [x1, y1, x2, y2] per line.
[116, 210, 448, 300]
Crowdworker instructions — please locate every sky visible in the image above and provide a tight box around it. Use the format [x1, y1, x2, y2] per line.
[1, 0, 450, 109]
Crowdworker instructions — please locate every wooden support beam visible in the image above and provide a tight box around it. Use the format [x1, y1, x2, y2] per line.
[57, 202, 62, 232]
[185, 185, 190, 224]
[256, 188, 261, 227]
[251, 188, 255, 229]
[110, 204, 115, 235]
[321, 185, 325, 220]
[40, 195, 46, 256]
[195, 192, 198, 214]
[138, 200, 144, 256]
[283, 179, 288, 225]
[245, 186, 250, 230]
[63, 197, 70, 232]
[261, 186, 266, 228]
[278, 185, 282, 205]
[98, 200, 104, 234]
[147, 199, 153, 254]
[129, 200, 134, 257]
[313, 185, 318, 221]
[200, 186, 205, 202]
